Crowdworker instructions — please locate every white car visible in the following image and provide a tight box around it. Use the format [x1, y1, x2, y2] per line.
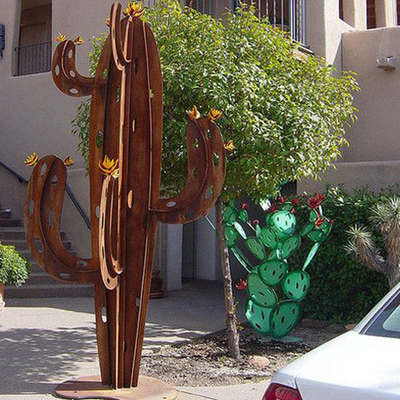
[263, 282, 400, 400]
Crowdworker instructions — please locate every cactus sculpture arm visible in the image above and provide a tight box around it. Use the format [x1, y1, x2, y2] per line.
[110, 3, 131, 70]
[52, 40, 97, 96]
[24, 156, 98, 283]
[153, 117, 226, 224]
[24, 3, 226, 397]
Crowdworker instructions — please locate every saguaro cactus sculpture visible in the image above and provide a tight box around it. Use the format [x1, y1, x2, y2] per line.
[24, 3, 226, 398]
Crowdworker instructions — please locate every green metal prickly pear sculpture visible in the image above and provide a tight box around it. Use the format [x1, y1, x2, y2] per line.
[24, 2, 226, 398]
[225, 194, 332, 339]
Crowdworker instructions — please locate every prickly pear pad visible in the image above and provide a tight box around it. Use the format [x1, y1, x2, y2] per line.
[225, 195, 332, 339]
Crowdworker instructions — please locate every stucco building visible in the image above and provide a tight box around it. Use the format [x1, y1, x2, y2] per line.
[0, 0, 399, 291]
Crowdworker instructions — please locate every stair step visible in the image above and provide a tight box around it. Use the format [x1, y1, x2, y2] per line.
[0, 209, 11, 219]
[19, 249, 78, 263]
[0, 239, 72, 251]
[5, 284, 94, 298]
[0, 218, 20, 227]
[29, 262, 87, 274]
[26, 272, 67, 285]
[30, 264, 43, 274]
[0, 206, 86, 299]
[0, 228, 66, 241]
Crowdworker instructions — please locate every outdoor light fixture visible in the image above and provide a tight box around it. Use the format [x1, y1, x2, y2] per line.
[376, 56, 398, 71]
[0, 24, 5, 59]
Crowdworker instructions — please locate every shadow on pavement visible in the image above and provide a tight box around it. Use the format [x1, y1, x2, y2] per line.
[0, 326, 97, 395]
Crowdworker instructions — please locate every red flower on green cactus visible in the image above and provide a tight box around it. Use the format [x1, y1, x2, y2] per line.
[277, 196, 287, 203]
[268, 204, 279, 212]
[329, 218, 334, 224]
[252, 219, 260, 225]
[307, 193, 325, 209]
[241, 203, 249, 210]
[290, 208, 296, 214]
[235, 279, 247, 290]
[314, 216, 325, 228]
[291, 198, 299, 206]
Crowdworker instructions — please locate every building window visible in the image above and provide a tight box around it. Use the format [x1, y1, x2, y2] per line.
[339, 0, 344, 20]
[15, 0, 52, 76]
[187, 0, 305, 44]
[367, 0, 376, 29]
[397, 0, 400, 24]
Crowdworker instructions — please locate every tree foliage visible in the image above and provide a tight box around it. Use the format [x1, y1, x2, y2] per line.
[72, 0, 358, 202]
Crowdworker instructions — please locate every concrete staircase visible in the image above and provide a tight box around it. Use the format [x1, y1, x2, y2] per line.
[0, 208, 93, 298]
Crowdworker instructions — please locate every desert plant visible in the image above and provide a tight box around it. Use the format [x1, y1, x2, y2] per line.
[72, 0, 358, 357]
[346, 197, 400, 289]
[290, 185, 390, 324]
[225, 194, 332, 339]
[0, 243, 30, 286]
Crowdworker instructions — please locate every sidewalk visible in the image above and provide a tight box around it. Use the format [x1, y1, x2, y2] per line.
[0, 280, 268, 400]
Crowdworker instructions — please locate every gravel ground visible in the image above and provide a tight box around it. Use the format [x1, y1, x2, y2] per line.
[141, 322, 344, 387]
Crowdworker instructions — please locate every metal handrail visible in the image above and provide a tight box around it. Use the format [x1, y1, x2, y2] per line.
[16, 41, 52, 50]
[0, 160, 91, 230]
[14, 41, 52, 76]
[187, 0, 306, 45]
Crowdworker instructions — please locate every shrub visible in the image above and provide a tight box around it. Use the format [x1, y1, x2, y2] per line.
[0, 243, 31, 286]
[291, 185, 394, 324]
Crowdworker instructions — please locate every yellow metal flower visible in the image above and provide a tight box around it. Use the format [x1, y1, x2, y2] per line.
[55, 33, 67, 42]
[224, 140, 236, 152]
[186, 105, 200, 121]
[64, 156, 74, 166]
[105, 17, 111, 27]
[74, 36, 84, 46]
[99, 155, 119, 176]
[208, 108, 223, 122]
[24, 153, 39, 167]
[123, 1, 144, 18]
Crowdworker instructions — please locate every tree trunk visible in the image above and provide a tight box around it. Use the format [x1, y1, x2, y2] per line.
[387, 264, 400, 289]
[0, 283, 5, 311]
[215, 199, 240, 359]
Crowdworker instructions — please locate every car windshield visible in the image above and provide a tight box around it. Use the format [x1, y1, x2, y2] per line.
[362, 288, 400, 339]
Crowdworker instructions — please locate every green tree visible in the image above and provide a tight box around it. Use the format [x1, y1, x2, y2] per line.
[72, 0, 358, 357]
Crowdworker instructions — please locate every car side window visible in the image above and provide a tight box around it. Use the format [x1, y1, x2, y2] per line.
[382, 305, 400, 332]
[362, 289, 400, 339]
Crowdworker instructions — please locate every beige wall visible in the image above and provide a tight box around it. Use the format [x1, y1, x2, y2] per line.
[298, 161, 400, 194]
[0, 0, 186, 289]
[342, 27, 400, 163]
[0, 0, 116, 256]
[300, 1, 400, 195]
[305, 0, 354, 70]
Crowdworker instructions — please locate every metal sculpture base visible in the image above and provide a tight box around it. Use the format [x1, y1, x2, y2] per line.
[55, 375, 179, 400]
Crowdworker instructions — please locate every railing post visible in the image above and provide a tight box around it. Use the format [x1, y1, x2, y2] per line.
[186, 0, 306, 45]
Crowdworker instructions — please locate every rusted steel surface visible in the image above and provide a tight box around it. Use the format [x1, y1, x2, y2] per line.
[24, 2, 226, 394]
[55, 375, 178, 400]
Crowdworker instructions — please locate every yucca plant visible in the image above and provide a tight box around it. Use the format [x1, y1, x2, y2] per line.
[346, 197, 400, 288]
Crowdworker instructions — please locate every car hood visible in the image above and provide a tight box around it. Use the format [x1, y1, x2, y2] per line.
[273, 331, 400, 400]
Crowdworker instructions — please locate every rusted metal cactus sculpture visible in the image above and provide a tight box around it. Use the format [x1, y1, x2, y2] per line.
[24, 3, 226, 398]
